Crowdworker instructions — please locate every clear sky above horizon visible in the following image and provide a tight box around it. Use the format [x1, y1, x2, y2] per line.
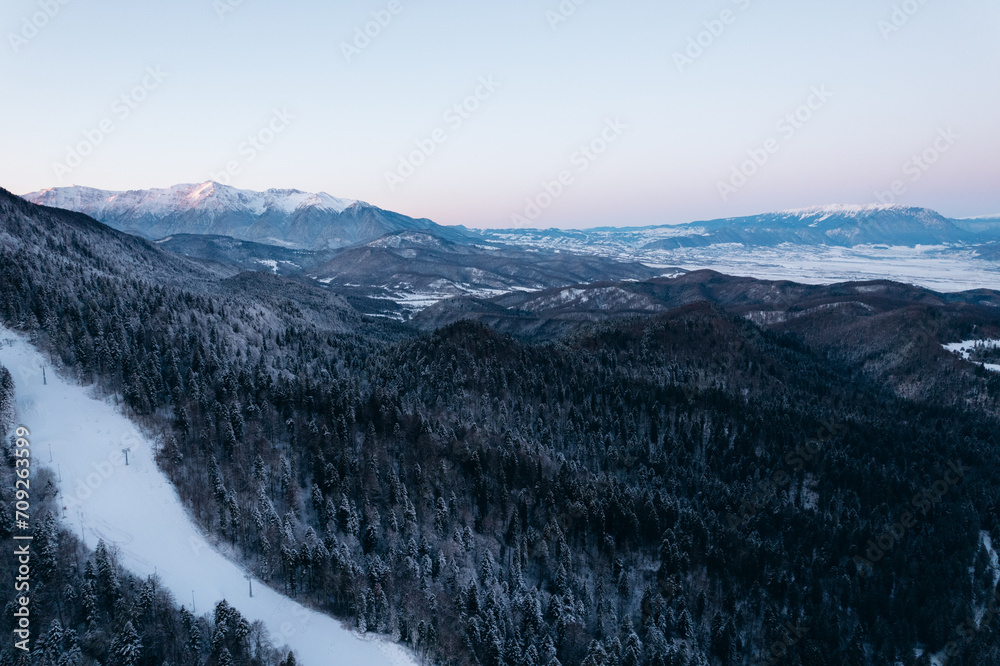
[3, 0, 998, 228]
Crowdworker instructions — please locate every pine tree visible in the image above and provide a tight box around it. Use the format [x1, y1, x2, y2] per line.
[217, 647, 235, 666]
[110, 621, 143, 666]
[581, 640, 609, 666]
[622, 630, 643, 666]
[677, 608, 693, 640]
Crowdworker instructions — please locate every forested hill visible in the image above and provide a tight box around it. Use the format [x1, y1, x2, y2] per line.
[3, 187, 1000, 665]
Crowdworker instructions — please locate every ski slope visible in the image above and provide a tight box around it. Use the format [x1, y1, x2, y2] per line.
[0, 329, 416, 666]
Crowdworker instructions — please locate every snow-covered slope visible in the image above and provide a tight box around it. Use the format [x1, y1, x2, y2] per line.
[22, 182, 457, 250]
[0, 329, 416, 666]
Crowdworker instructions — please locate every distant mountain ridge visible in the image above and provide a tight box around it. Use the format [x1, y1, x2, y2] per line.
[25, 184, 1000, 251]
[23, 181, 468, 250]
[483, 204, 996, 251]
[22, 185, 1000, 294]
[647, 204, 974, 248]
[953, 214, 1000, 235]
[154, 234, 338, 275]
[413, 269, 1000, 339]
[17, 184, 669, 314]
[306, 230, 669, 309]
[154, 228, 671, 316]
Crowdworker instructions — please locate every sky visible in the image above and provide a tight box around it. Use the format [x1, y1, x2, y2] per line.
[2, 0, 998, 229]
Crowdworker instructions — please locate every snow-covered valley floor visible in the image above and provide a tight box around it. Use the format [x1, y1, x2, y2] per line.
[0, 329, 416, 666]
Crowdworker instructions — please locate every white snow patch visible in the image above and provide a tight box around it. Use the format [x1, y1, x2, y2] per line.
[264, 238, 301, 248]
[943, 339, 1000, 373]
[983, 531, 1000, 589]
[255, 259, 279, 274]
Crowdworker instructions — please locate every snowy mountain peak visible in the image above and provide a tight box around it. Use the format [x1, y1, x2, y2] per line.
[19, 182, 453, 250]
[769, 203, 953, 229]
[779, 203, 935, 219]
[23, 181, 360, 218]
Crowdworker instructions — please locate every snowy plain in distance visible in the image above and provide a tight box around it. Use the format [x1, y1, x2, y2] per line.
[0, 328, 416, 666]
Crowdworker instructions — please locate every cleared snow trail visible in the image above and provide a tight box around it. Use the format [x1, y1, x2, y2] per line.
[0, 329, 416, 666]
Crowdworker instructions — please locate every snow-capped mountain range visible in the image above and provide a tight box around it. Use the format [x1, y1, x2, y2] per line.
[23, 181, 461, 250]
[20, 183, 1000, 293]
[482, 204, 992, 252]
[27, 181, 358, 217]
[25, 184, 1000, 252]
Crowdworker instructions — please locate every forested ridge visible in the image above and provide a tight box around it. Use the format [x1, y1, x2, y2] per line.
[3, 189, 1000, 665]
